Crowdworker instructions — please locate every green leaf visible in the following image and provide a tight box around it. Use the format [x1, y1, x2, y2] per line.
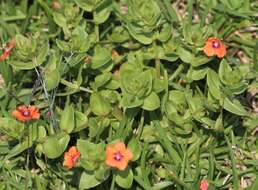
[74, 111, 88, 132]
[94, 165, 110, 181]
[44, 69, 60, 90]
[126, 23, 153, 45]
[42, 133, 70, 159]
[90, 92, 111, 116]
[128, 138, 141, 161]
[60, 104, 75, 133]
[56, 39, 70, 51]
[77, 139, 105, 170]
[121, 93, 144, 108]
[156, 23, 172, 42]
[79, 171, 103, 189]
[42, 136, 63, 159]
[222, 97, 248, 116]
[91, 46, 112, 69]
[153, 181, 173, 190]
[94, 7, 111, 24]
[219, 59, 231, 84]
[187, 67, 208, 81]
[11, 43, 49, 70]
[191, 56, 211, 67]
[71, 25, 91, 52]
[177, 46, 193, 63]
[115, 168, 134, 189]
[74, 0, 95, 11]
[142, 92, 160, 111]
[53, 12, 67, 28]
[94, 73, 112, 89]
[3, 140, 31, 162]
[207, 69, 221, 99]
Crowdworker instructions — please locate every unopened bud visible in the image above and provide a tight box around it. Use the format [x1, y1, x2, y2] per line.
[52, 0, 61, 9]
[120, 5, 128, 14]
[111, 50, 119, 60]
[84, 56, 92, 65]
[0, 74, 5, 89]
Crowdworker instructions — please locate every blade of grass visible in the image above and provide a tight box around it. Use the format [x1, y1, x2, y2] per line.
[140, 143, 151, 187]
[134, 175, 153, 190]
[225, 132, 240, 190]
[187, 0, 193, 24]
[208, 151, 215, 180]
[194, 141, 201, 182]
[165, 165, 192, 190]
[253, 41, 258, 71]
[161, 0, 179, 23]
[150, 112, 182, 167]
[179, 149, 187, 180]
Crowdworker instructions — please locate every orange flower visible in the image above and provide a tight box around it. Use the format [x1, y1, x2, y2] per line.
[200, 179, 209, 190]
[12, 105, 40, 122]
[203, 37, 226, 58]
[63, 146, 80, 169]
[0, 39, 15, 61]
[105, 141, 133, 171]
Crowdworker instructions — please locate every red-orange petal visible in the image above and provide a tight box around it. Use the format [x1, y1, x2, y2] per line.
[63, 157, 74, 169]
[105, 141, 133, 170]
[203, 42, 215, 57]
[0, 51, 10, 61]
[200, 179, 209, 190]
[68, 146, 79, 155]
[113, 141, 126, 152]
[105, 145, 116, 158]
[12, 110, 26, 122]
[215, 43, 226, 58]
[124, 149, 133, 161]
[105, 157, 118, 168]
[63, 146, 80, 169]
[116, 159, 129, 170]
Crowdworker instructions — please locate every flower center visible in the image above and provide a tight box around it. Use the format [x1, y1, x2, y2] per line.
[72, 155, 78, 163]
[212, 41, 220, 48]
[22, 111, 30, 117]
[114, 152, 123, 161]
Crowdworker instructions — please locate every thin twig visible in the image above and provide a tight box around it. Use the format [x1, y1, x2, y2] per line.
[34, 67, 58, 129]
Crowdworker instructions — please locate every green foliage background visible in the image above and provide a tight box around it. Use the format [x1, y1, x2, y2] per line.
[0, 0, 258, 189]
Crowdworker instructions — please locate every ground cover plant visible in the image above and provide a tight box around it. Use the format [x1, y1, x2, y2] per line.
[0, 0, 258, 189]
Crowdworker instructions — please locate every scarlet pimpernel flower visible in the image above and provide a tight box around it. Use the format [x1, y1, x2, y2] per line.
[105, 141, 133, 171]
[12, 105, 40, 122]
[63, 146, 80, 169]
[203, 37, 226, 58]
[0, 39, 15, 61]
[200, 179, 209, 190]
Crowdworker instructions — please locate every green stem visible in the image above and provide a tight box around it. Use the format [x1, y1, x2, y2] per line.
[110, 174, 115, 190]
[166, 169, 192, 190]
[225, 133, 240, 190]
[25, 122, 30, 189]
[136, 110, 144, 141]
[230, 36, 255, 48]
[150, 112, 182, 167]
[155, 57, 161, 79]
[168, 64, 184, 82]
[154, 41, 161, 78]
[60, 79, 93, 93]
[94, 12, 99, 42]
[79, 86, 93, 93]
[95, 24, 99, 42]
